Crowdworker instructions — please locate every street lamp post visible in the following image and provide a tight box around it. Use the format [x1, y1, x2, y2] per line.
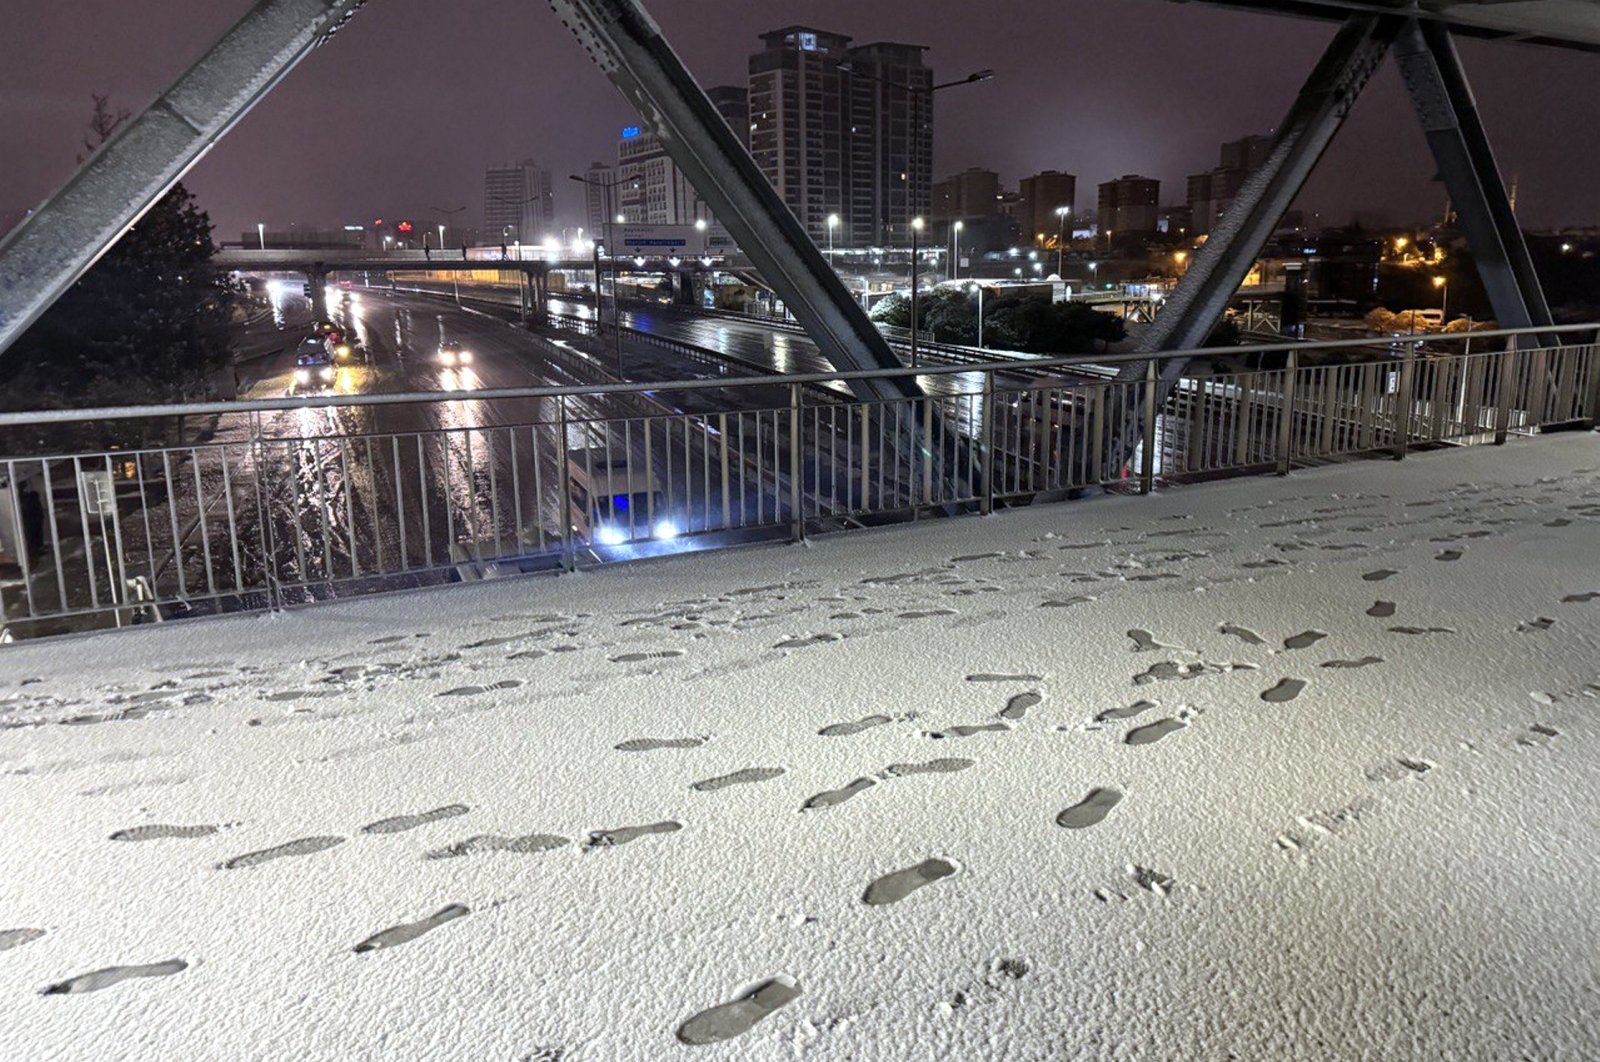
[827, 213, 839, 264]
[952, 220, 964, 282]
[968, 282, 985, 349]
[1434, 275, 1449, 326]
[257, 222, 265, 250]
[1055, 206, 1071, 276]
[910, 216, 924, 369]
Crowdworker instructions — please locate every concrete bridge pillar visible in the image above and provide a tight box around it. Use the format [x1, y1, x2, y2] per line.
[306, 267, 328, 321]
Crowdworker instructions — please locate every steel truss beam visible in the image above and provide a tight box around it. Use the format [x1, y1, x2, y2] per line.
[0, 0, 370, 358]
[1135, 14, 1399, 365]
[1393, 17, 1554, 331]
[548, 0, 921, 406]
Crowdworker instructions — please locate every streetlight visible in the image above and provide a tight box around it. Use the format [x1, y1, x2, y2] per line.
[1054, 206, 1071, 276]
[826, 213, 840, 263]
[569, 172, 631, 375]
[1433, 274, 1449, 326]
[257, 222, 265, 250]
[1089, 261, 1099, 288]
[951, 220, 964, 282]
[967, 281, 986, 348]
[910, 216, 924, 368]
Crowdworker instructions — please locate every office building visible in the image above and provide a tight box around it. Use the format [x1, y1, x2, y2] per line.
[931, 167, 1001, 220]
[1097, 174, 1160, 236]
[582, 161, 614, 235]
[483, 161, 554, 245]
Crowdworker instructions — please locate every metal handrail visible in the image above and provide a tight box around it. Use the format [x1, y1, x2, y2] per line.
[0, 323, 1594, 428]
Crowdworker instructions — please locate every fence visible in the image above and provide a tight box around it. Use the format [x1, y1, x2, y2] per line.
[0, 325, 1595, 639]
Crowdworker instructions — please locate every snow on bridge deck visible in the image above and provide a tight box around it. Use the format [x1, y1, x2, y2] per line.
[1, 432, 1598, 1059]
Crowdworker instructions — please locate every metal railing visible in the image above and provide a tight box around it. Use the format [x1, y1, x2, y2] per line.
[1, 324, 1595, 639]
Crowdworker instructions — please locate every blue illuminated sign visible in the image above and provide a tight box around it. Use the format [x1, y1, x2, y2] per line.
[621, 126, 642, 140]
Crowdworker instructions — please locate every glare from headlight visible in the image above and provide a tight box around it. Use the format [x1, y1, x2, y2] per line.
[439, 351, 456, 366]
[320, 367, 334, 380]
[653, 520, 679, 540]
[460, 350, 474, 364]
[596, 525, 626, 546]
[295, 368, 309, 383]
[337, 344, 351, 357]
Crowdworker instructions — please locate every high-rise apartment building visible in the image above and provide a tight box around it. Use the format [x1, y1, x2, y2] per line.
[1017, 170, 1077, 245]
[582, 161, 614, 235]
[1187, 133, 1272, 234]
[617, 86, 750, 225]
[931, 167, 1001, 220]
[1097, 175, 1160, 235]
[483, 161, 554, 244]
[749, 27, 932, 248]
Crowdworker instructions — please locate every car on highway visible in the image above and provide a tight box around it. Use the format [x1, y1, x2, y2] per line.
[292, 336, 337, 393]
[437, 340, 474, 368]
[568, 450, 678, 547]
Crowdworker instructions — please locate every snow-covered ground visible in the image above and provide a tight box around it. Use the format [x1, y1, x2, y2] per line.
[2, 434, 1599, 1061]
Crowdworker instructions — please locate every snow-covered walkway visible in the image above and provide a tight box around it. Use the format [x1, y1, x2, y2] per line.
[2, 434, 1599, 1060]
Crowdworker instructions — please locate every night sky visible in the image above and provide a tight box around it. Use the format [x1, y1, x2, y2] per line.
[2, 0, 1596, 239]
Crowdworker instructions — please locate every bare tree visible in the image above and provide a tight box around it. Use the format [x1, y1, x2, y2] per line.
[77, 93, 131, 163]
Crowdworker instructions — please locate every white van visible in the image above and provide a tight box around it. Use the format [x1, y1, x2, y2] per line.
[567, 449, 679, 546]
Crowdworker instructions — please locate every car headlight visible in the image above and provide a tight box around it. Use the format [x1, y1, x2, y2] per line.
[459, 350, 473, 364]
[336, 344, 351, 357]
[320, 367, 334, 380]
[653, 520, 679, 540]
[596, 525, 627, 546]
[295, 368, 309, 383]
[440, 352, 455, 366]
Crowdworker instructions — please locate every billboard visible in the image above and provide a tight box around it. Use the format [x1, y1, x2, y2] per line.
[614, 224, 731, 257]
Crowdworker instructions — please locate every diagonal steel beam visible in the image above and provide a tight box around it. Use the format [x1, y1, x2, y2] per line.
[0, 0, 370, 358]
[1393, 17, 1554, 331]
[1135, 14, 1399, 364]
[548, 0, 922, 405]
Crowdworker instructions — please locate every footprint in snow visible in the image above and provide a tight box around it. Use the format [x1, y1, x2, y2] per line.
[1388, 626, 1455, 636]
[217, 836, 344, 870]
[676, 976, 802, 1046]
[999, 691, 1042, 720]
[1219, 623, 1266, 645]
[899, 609, 957, 620]
[615, 736, 706, 752]
[818, 715, 890, 737]
[1435, 549, 1463, 562]
[1517, 724, 1560, 749]
[1362, 569, 1401, 582]
[1282, 630, 1327, 651]
[584, 820, 682, 849]
[41, 960, 187, 995]
[1516, 617, 1555, 633]
[437, 680, 522, 697]
[109, 824, 219, 842]
[928, 722, 1011, 739]
[1261, 678, 1307, 703]
[773, 634, 843, 650]
[1127, 629, 1190, 653]
[966, 673, 1043, 683]
[1124, 718, 1186, 745]
[425, 834, 568, 859]
[883, 758, 974, 777]
[0, 929, 46, 952]
[353, 905, 469, 953]
[610, 650, 685, 664]
[1040, 596, 1095, 609]
[1097, 699, 1158, 723]
[801, 777, 875, 811]
[361, 805, 469, 835]
[1320, 657, 1383, 669]
[1367, 600, 1397, 618]
[1056, 788, 1123, 829]
[1561, 592, 1599, 603]
[691, 767, 785, 792]
[862, 858, 959, 906]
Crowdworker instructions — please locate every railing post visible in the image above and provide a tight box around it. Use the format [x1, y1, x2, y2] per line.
[247, 409, 282, 613]
[980, 370, 995, 515]
[1393, 345, 1415, 460]
[1277, 350, 1298, 475]
[1587, 328, 1600, 425]
[557, 395, 576, 572]
[788, 383, 804, 543]
[1140, 358, 1159, 495]
[1493, 336, 1517, 445]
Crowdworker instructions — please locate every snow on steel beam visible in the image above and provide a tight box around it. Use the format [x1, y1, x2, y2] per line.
[548, 0, 922, 405]
[0, 0, 370, 358]
[1393, 18, 1554, 332]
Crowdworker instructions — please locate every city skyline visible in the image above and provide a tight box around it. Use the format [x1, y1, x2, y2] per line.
[3, 0, 1600, 240]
